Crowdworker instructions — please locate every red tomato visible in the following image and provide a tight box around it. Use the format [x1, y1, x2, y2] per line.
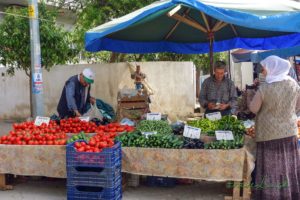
[77, 146, 85, 152]
[74, 142, 81, 148]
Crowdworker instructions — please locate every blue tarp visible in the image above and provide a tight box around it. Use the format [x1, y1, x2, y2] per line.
[85, 0, 300, 53]
[231, 46, 300, 63]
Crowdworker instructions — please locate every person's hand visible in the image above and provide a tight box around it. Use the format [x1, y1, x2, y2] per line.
[219, 103, 229, 110]
[207, 102, 216, 110]
[90, 97, 96, 105]
[253, 78, 259, 86]
[74, 110, 81, 117]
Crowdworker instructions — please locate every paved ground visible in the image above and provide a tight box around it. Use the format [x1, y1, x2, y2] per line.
[0, 177, 231, 200]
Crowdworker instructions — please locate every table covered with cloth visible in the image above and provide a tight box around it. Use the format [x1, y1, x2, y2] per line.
[0, 137, 256, 182]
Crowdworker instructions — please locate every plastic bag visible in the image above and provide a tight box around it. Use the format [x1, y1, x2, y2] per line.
[83, 104, 103, 121]
[120, 118, 135, 126]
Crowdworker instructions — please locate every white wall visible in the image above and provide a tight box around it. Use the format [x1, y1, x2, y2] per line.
[241, 62, 254, 89]
[0, 62, 196, 121]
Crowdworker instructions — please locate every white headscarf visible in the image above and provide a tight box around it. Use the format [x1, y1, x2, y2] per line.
[260, 55, 294, 84]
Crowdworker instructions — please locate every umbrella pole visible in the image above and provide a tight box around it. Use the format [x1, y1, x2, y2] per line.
[209, 35, 214, 76]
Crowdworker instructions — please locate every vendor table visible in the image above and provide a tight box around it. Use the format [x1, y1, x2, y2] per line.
[0, 137, 256, 200]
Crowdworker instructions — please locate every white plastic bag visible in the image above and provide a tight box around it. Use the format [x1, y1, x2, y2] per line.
[83, 104, 103, 120]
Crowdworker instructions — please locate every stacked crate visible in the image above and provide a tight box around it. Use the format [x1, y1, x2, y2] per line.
[116, 91, 150, 122]
[66, 141, 122, 200]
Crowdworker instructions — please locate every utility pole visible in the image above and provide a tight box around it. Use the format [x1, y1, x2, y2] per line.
[28, 0, 44, 117]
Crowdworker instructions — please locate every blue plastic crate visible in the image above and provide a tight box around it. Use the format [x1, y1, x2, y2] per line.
[67, 141, 121, 168]
[146, 176, 176, 187]
[67, 165, 122, 188]
[67, 185, 122, 200]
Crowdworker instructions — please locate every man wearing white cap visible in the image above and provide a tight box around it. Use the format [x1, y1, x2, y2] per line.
[57, 68, 96, 118]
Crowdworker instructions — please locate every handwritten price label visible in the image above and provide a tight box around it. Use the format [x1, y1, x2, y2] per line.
[215, 131, 234, 140]
[146, 113, 161, 120]
[34, 116, 50, 126]
[183, 125, 201, 139]
[206, 112, 222, 121]
[142, 131, 157, 138]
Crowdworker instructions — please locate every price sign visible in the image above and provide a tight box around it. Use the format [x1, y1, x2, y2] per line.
[206, 112, 222, 121]
[79, 116, 90, 122]
[183, 125, 201, 139]
[215, 131, 234, 140]
[34, 116, 50, 126]
[146, 113, 161, 120]
[142, 131, 157, 138]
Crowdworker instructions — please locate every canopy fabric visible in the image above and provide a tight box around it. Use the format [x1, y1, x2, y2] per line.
[85, 0, 300, 54]
[231, 46, 300, 63]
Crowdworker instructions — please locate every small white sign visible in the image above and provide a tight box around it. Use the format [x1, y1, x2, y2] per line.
[183, 125, 201, 139]
[146, 113, 161, 120]
[79, 116, 90, 122]
[142, 131, 157, 138]
[33, 72, 43, 83]
[34, 116, 50, 126]
[206, 112, 222, 121]
[215, 131, 234, 140]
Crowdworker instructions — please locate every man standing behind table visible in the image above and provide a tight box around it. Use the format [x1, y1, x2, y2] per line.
[57, 68, 96, 118]
[199, 61, 237, 116]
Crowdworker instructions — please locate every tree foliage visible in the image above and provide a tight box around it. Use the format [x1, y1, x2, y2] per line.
[0, 2, 76, 76]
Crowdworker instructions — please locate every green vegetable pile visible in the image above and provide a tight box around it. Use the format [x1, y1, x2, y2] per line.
[137, 120, 173, 135]
[116, 130, 183, 149]
[188, 116, 246, 149]
[216, 116, 246, 136]
[187, 118, 217, 134]
[204, 135, 244, 150]
[67, 132, 90, 144]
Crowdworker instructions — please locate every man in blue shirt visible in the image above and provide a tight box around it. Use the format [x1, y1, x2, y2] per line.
[57, 68, 96, 118]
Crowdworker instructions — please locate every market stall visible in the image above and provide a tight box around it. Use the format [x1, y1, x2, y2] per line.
[0, 115, 256, 200]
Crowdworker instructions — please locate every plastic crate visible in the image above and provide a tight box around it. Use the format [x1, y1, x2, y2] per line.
[146, 176, 176, 187]
[67, 185, 122, 200]
[67, 165, 122, 187]
[67, 141, 121, 168]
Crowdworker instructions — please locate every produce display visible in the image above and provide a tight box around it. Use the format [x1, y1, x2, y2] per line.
[187, 116, 246, 149]
[188, 116, 245, 136]
[182, 138, 204, 149]
[187, 118, 217, 134]
[60, 118, 97, 133]
[246, 126, 255, 138]
[73, 131, 117, 152]
[137, 120, 172, 135]
[0, 119, 134, 146]
[67, 132, 90, 144]
[0, 121, 67, 145]
[116, 130, 183, 149]
[204, 135, 244, 150]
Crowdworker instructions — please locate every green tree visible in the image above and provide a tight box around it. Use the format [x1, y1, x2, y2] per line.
[0, 2, 77, 116]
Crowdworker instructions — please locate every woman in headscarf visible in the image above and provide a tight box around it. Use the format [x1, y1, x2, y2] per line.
[249, 55, 300, 200]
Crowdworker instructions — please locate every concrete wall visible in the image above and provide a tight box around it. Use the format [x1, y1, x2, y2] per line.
[0, 62, 196, 121]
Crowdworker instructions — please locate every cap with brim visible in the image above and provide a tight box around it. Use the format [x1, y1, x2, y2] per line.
[83, 76, 94, 84]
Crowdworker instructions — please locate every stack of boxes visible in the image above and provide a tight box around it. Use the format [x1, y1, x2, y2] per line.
[66, 141, 122, 200]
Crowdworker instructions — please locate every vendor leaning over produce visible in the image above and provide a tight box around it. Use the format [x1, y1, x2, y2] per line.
[199, 61, 237, 116]
[57, 68, 96, 118]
